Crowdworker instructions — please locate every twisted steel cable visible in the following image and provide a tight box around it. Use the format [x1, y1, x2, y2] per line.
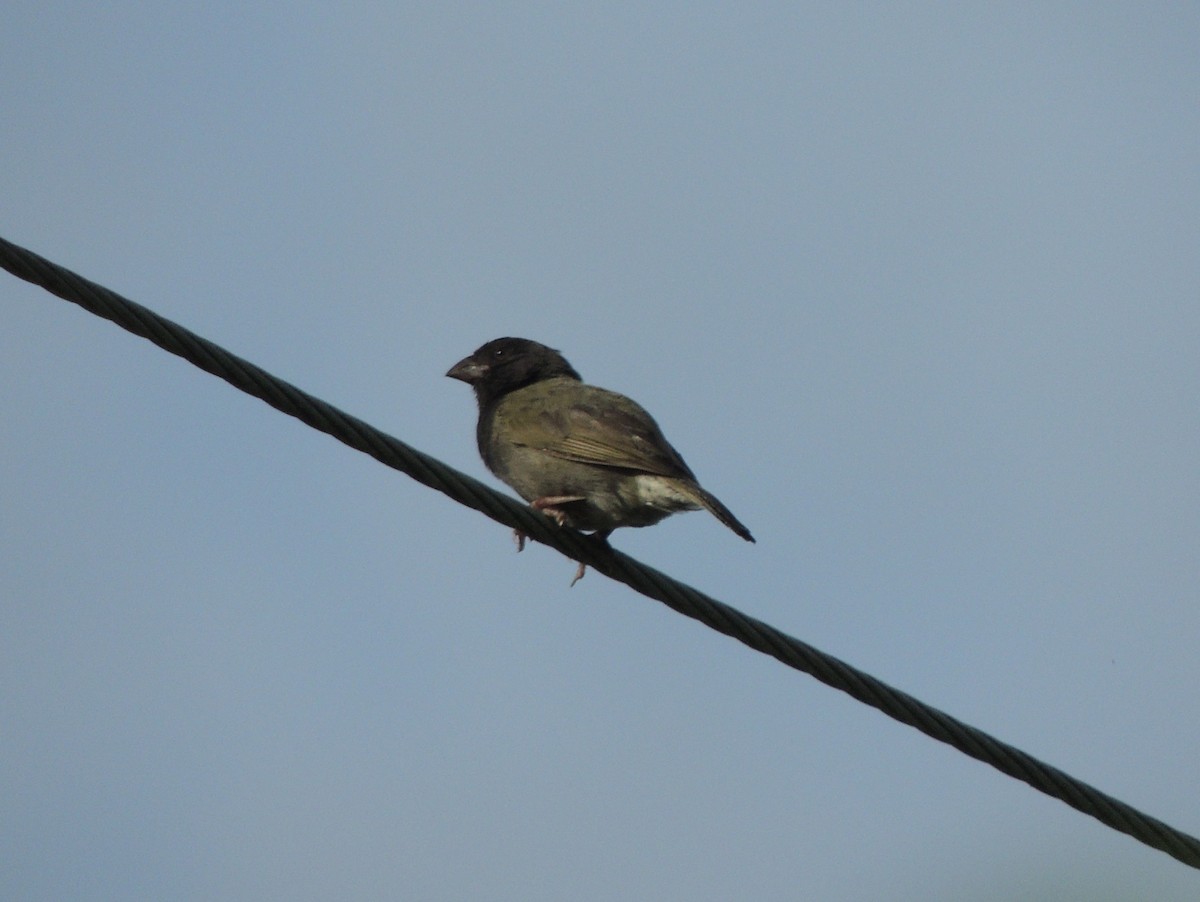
[4, 234, 1198, 870]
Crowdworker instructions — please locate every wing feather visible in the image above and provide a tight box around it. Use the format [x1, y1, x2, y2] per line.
[514, 388, 696, 480]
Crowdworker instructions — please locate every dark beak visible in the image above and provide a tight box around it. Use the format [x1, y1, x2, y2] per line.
[446, 355, 486, 384]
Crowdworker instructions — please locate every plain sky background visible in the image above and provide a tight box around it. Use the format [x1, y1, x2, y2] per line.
[3, 5, 1198, 900]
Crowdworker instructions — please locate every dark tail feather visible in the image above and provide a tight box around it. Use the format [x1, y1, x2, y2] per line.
[691, 484, 755, 543]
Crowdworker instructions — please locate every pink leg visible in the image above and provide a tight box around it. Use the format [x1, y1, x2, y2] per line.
[568, 530, 612, 587]
[530, 495, 586, 527]
[513, 496, 584, 553]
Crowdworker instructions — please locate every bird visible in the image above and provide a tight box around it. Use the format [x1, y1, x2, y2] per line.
[447, 337, 753, 583]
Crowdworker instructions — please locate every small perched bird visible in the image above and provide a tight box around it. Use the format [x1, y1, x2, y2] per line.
[447, 337, 754, 582]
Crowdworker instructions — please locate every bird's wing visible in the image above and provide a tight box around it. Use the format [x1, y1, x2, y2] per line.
[520, 388, 697, 480]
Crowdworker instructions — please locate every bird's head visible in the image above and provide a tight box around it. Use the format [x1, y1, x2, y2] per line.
[447, 337, 581, 407]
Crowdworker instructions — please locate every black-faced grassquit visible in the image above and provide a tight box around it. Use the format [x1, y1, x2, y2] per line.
[447, 337, 753, 581]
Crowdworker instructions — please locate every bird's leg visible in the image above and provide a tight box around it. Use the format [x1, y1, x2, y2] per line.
[525, 497, 608, 586]
[569, 530, 612, 587]
[513, 496, 585, 553]
[530, 495, 586, 527]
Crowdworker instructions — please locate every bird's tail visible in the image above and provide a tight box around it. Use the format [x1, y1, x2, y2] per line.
[689, 483, 755, 543]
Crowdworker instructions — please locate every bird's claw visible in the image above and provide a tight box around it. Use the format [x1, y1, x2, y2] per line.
[515, 501, 611, 587]
[568, 530, 611, 588]
[530, 495, 586, 528]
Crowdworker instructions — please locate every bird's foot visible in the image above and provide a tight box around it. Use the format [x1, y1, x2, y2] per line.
[514, 496, 585, 553]
[530, 495, 586, 528]
[568, 530, 612, 588]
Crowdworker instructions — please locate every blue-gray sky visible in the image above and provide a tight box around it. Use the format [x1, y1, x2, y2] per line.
[3, 5, 1198, 899]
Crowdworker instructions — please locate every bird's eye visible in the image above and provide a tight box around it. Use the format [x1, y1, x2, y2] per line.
[493, 348, 504, 358]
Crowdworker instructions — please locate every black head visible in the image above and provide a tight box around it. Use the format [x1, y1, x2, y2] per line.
[446, 337, 581, 407]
